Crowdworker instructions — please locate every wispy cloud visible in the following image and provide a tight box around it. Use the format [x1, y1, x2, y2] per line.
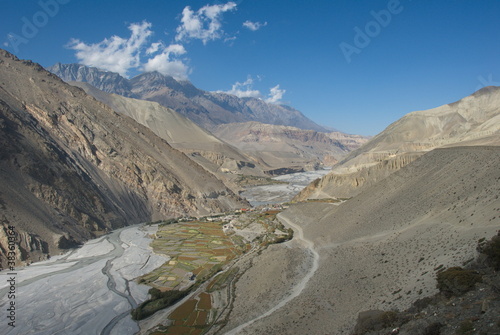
[176, 2, 237, 44]
[221, 76, 261, 98]
[66, 21, 190, 79]
[66, 3, 268, 81]
[266, 85, 285, 104]
[219, 76, 286, 104]
[67, 21, 152, 77]
[143, 44, 190, 80]
[242, 20, 267, 31]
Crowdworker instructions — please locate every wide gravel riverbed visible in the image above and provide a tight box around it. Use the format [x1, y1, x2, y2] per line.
[0, 225, 168, 335]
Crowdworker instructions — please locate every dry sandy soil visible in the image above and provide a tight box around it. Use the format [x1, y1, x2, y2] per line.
[217, 146, 500, 334]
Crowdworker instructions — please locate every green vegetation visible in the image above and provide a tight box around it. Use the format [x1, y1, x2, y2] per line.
[456, 319, 474, 334]
[131, 288, 191, 320]
[136, 208, 295, 328]
[305, 198, 341, 203]
[207, 267, 239, 293]
[138, 220, 245, 290]
[353, 310, 400, 334]
[423, 322, 444, 335]
[477, 231, 500, 270]
[436, 267, 482, 297]
[234, 174, 287, 187]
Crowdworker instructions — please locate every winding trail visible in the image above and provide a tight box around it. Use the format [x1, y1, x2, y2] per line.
[225, 213, 319, 335]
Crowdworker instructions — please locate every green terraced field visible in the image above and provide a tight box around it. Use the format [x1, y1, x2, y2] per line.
[140, 220, 246, 291]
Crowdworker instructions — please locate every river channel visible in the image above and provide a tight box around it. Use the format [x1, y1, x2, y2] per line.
[240, 169, 330, 206]
[0, 225, 168, 335]
[0, 170, 327, 334]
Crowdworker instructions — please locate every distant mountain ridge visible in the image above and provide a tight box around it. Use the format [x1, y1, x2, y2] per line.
[48, 63, 327, 132]
[213, 121, 369, 171]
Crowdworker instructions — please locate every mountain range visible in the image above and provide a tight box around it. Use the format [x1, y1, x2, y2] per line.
[48, 63, 328, 132]
[231, 145, 500, 334]
[50, 63, 368, 175]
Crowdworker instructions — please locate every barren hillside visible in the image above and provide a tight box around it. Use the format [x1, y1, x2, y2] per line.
[221, 146, 500, 334]
[70, 82, 267, 191]
[296, 86, 500, 201]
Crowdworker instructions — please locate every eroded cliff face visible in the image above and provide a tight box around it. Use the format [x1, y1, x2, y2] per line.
[297, 86, 500, 201]
[294, 152, 422, 200]
[0, 49, 246, 267]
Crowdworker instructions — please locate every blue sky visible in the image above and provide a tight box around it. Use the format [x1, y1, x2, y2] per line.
[1, 0, 499, 135]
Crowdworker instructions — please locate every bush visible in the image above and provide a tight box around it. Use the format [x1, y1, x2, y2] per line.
[423, 322, 444, 335]
[436, 267, 482, 297]
[456, 319, 474, 334]
[353, 310, 399, 334]
[131, 288, 190, 320]
[478, 232, 500, 270]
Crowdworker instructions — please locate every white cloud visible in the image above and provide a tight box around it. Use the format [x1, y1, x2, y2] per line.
[146, 42, 163, 55]
[67, 21, 153, 77]
[266, 84, 286, 104]
[67, 21, 190, 79]
[176, 2, 237, 44]
[219, 77, 286, 104]
[143, 44, 190, 80]
[242, 20, 267, 31]
[220, 76, 262, 98]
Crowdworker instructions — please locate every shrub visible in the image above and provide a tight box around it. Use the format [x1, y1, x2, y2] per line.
[456, 319, 474, 334]
[423, 322, 444, 335]
[478, 232, 500, 270]
[436, 267, 482, 297]
[353, 310, 399, 334]
[131, 288, 190, 320]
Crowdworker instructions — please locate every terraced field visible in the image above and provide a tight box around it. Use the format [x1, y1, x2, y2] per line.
[140, 221, 246, 291]
[140, 210, 294, 334]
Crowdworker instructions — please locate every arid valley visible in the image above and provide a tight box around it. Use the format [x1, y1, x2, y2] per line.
[1, 2, 500, 334]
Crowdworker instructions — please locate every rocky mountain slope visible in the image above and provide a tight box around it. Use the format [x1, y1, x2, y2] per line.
[295, 86, 500, 200]
[213, 121, 368, 174]
[48, 63, 327, 132]
[69, 82, 266, 190]
[0, 50, 246, 268]
[223, 146, 500, 334]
